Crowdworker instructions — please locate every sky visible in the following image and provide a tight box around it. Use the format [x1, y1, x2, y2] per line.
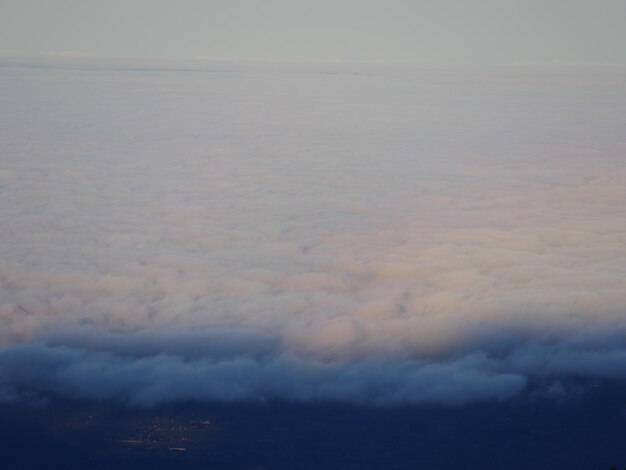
[1, 0, 626, 63]
[1, 59, 626, 406]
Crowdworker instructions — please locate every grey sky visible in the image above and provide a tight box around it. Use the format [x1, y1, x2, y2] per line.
[1, 0, 625, 63]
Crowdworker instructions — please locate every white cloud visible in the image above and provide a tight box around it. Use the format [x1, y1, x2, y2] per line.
[1, 58, 626, 405]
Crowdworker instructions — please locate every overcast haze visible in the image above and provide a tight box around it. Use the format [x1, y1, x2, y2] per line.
[2, 0, 626, 63]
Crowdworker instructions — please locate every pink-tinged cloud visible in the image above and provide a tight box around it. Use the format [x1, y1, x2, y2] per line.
[1, 58, 626, 405]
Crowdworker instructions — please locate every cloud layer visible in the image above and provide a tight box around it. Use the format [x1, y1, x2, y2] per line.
[1, 58, 626, 405]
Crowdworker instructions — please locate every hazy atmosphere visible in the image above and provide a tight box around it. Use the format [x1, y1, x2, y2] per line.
[2, 0, 626, 63]
[2, 2, 626, 469]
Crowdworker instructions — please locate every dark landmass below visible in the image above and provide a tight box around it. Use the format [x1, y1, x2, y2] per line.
[1, 379, 625, 470]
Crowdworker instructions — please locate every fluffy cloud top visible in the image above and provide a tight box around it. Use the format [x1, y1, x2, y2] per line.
[1, 58, 626, 405]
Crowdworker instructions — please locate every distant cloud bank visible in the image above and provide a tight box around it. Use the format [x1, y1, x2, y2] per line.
[1, 59, 625, 406]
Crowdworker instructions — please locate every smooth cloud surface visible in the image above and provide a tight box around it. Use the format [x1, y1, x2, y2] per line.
[1, 59, 626, 406]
